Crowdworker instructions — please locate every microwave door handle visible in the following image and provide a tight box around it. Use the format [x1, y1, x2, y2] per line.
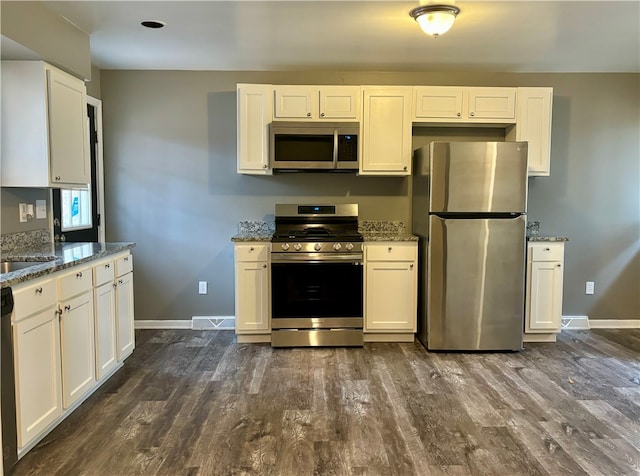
[333, 129, 338, 169]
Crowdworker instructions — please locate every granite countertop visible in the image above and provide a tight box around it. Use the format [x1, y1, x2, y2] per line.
[231, 221, 274, 242]
[1, 242, 136, 288]
[527, 236, 569, 242]
[359, 221, 418, 242]
[361, 232, 418, 242]
[231, 233, 273, 242]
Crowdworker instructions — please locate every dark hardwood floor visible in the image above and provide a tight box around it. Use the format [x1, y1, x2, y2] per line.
[13, 329, 640, 475]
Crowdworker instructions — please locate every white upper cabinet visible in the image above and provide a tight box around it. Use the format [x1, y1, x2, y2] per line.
[274, 86, 361, 121]
[237, 83, 273, 174]
[413, 87, 516, 123]
[360, 86, 412, 176]
[1, 61, 90, 187]
[508, 87, 553, 176]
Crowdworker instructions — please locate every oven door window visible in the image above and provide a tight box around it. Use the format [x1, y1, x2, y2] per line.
[272, 262, 363, 318]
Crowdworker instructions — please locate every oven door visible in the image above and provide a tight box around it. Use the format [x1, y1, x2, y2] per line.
[271, 253, 363, 328]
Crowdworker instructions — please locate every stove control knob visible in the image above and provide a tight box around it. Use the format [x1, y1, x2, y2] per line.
[333, 243, 342, 251]
[314, 243, 322, 252]
[281, 243, 290, 251]
[294, 243, 302, 251]
[345, 243, 354, 251]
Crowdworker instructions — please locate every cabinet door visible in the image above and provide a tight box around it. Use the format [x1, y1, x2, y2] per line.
[47, 66, 90, 185]
[235, 261, 270, 333]
[516, 88, 553, 176]
[467, 87, 516, 121]
[13, 306, 62, 449]
[361, 87, 412, 175]
[237, 84, 273, 174]
[59, 292, 96, 409]
[365, 260, 417, 332]
[115, 272, 135, 360]
[319, 87, 360, 119]
[526, 261, 563, 332]
[94, 282, 118, 380]
[274, 86, 316, 119]
[413, 86, 464, 120]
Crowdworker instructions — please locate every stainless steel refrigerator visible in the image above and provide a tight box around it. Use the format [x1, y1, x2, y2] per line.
[412, 141, 528, 351]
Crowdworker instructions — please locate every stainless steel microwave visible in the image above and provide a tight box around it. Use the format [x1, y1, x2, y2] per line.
[270, 122, 359, 171]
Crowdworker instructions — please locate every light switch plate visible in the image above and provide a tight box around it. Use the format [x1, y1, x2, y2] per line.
[585, 281, 595, 295]
[198, 281, 208, 295]
[36, 200, 47, 219]
[19, 203, 28, 223]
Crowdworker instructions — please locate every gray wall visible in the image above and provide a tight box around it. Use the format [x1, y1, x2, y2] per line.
[100, 71, 639, 321]
[0, 188, 51, 234]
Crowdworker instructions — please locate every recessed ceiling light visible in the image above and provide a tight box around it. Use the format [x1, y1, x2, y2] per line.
[141, 20, 166, 29]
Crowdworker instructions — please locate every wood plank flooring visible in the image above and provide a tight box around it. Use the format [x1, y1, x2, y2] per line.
[13, 329, 640, 475]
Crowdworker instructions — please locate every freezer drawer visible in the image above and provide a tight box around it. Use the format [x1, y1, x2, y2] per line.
[427, 215, 526, 350]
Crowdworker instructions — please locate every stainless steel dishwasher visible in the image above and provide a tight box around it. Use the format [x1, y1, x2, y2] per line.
[1, 287, 18, 474]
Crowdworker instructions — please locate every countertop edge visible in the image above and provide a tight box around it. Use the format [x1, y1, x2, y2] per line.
[527, 237, 569, 242]
[1, 242, 136, 288]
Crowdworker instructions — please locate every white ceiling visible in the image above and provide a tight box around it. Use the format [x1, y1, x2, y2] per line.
[42, 0, 640, 73]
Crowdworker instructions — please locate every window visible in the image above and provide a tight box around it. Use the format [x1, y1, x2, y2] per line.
[60, 187, 92, 231]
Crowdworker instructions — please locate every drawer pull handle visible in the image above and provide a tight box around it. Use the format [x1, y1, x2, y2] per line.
[124, 257, 129, 262]
[64, 305, 71, 312]
[250, 247, 255, 251]
[35, 287, 43, 295]
[76, 272, 83, 278]
[105, 264, 110, 269]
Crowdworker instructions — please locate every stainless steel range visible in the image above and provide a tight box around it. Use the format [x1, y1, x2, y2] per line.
[270, 204, 364, 347]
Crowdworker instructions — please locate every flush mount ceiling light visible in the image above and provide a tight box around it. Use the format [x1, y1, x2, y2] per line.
[409, 4, 460, 38]
[141, 20, 166, 29]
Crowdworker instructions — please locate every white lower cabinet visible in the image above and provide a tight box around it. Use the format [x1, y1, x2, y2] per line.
[115, 271, 135, 360]
[524, 242, 565, 342]
[12, 278, 62, 449]
[234, 243, 270, 342]
[11, 250, 135, 453]
[364, 242, 418, 341]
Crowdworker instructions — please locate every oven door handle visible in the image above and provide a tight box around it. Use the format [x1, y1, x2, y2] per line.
[271, 253, 363, 264]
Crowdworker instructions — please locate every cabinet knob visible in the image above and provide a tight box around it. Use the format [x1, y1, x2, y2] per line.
[55, 176, 61, 181]
[410, 264, 414, 269]
[76, 271, 83, 278]
[320, 112, 325, 117]
[388, 247, 392, 252]
[263, 164, 268, 169]
[544, 248, 550, 251]
[306, 112, 311, 117]
[119, 279, 124, 285]
[470, 112, 475, 117]
[35, 287, 43, 295]
[55, 307, 62, 317]
[64, 305, 71, 312]
[124, 257, 129, 262]
[263, 264, 267, 269]
[403, 166, 408, 171]
[557, 264, 562, 267]
[457, 112, 461, 117]
[250, 246, 255, 251]
[113, 282, 118, 288]
[105, 264, 110, 269]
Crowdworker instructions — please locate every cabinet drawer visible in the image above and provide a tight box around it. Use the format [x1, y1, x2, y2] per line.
[93, 260, 115, 286]
[530, 244, 564, 262]
[13, 279, 57, 320]
[58, 266, 92, 301]
[235, 244, 269, 262]
[115, 254, 133, 277]
[366, 243, 417, 261]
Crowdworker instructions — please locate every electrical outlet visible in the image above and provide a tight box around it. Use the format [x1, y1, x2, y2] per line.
[19, 203, 28, 223]
[198, 281, 208, 295]
[585, 281, 595, 295]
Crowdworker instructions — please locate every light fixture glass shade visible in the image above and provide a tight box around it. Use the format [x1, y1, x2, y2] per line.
[409, 5, 460, 38]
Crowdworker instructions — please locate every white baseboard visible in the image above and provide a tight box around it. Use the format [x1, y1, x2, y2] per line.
[134, 317, 236, 330]
[134, 320, 192, 329]
[561, 315, 590, 330]
[191, 315, 235, 330]
[589, 319, 640, 329]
